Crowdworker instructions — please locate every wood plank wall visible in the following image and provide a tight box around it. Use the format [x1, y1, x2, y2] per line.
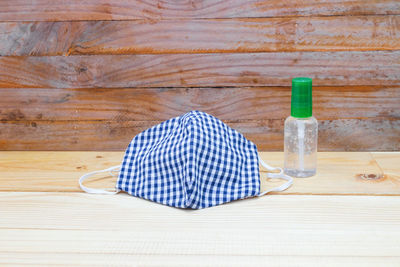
[0, 0, 399, 151]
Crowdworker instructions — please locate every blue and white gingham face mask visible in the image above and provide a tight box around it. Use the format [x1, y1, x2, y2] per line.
[79, 111, 292, 209]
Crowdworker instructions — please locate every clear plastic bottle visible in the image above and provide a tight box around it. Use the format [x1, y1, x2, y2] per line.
[284, 78, 318, 177]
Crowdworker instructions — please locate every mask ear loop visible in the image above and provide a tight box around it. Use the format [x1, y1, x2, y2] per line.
[258, 155, 293, 196]
[79, 165, 122, 195]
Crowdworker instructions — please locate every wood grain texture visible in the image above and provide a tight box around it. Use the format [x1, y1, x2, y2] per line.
[0, 119, 399, 151]
[2, 253, 400, 267]
[0, 0, 398, 21]
[0, 151, 399, 195]
[373, 152, 400, 178]
[0, 86, 398, 121]
[1, 51, 399, 88]
[2, 16, 399, 56]
[1, 193, 400, 266]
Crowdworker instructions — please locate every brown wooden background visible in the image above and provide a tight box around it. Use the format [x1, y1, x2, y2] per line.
[0, 0, 399, 151]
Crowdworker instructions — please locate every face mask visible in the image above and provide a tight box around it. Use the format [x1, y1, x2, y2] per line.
[79, 111, 293, 209]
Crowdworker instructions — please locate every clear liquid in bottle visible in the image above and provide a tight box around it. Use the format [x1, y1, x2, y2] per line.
[284, 116, 317, 177]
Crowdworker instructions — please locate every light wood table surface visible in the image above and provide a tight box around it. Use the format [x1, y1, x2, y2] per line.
[1, 151, 399, 266]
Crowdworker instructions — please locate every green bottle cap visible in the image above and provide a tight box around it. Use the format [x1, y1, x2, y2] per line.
[291, 77, 312, 118]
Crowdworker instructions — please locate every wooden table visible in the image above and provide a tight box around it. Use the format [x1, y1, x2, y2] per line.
[1, 151, 399, 266]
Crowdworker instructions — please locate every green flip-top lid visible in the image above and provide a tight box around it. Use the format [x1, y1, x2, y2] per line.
[291, 77, 312, 118]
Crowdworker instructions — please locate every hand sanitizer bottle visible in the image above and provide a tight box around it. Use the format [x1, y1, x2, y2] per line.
[284, 77, 317, 177]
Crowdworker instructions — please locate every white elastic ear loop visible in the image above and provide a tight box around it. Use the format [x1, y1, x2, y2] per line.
[258, 155, 293, 196]
[79, 165, 121, 195]
[258, 155, 284, 174]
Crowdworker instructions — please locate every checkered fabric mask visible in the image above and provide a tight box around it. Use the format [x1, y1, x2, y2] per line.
[79, 111, 293, 209]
